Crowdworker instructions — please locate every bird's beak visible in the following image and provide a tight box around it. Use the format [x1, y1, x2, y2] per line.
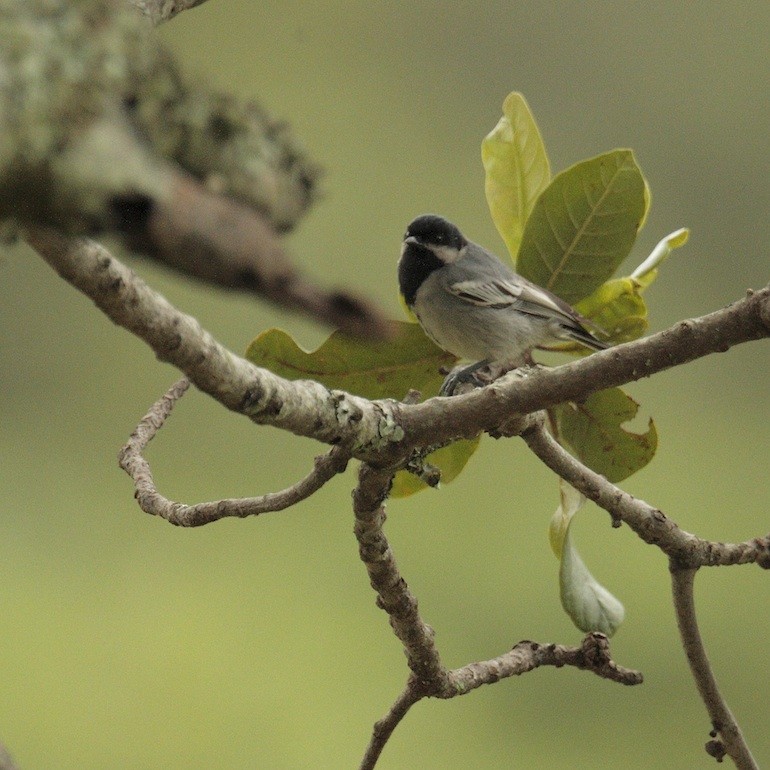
[403, 235, 419, 246]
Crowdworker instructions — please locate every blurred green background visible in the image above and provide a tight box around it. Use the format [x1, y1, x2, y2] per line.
[2, 2, 768, 768]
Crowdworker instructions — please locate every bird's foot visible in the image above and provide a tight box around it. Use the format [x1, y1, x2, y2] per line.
[439, 360, 495, 396]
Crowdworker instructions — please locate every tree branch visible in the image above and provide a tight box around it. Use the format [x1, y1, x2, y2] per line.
[521, 417, 770, 569]
[129, 0, 211, 25]
[352, 464, 446, 686]
[30, 225, 770, 468]
[359, 683, 423, 770]
[5, 1, 393, 335]
[670, 565, 759, 769]
[445, 633, 642, 692]
[117, 378, 351, 526]
[353, 462, 641, 767]
[30, 233, 397, 455]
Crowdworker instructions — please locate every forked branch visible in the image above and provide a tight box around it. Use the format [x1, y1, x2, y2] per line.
[353, 462, 641, 769]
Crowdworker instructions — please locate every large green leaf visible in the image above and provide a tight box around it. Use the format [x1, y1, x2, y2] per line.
[245, 322, 455, 401]
[245, 324, 481, 495]
[553, 388, 657, 483]
[481, 92, 551, 259]
[517, 150, 649, 304]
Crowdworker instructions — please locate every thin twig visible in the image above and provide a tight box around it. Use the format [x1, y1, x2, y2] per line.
[521, 417, 770, 568]
[118, 378, 351, 526]
[359, 683, 423, 770]
[670, 565, 759, 769]
[446, 633, 642, 692]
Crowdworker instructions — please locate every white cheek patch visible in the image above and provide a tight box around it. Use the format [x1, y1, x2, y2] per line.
[434, 243, 464, 264]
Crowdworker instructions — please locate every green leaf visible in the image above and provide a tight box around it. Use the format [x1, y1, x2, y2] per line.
[517, 150, 649, 304]
[575, 226, 690, 344]
[549, 480, 625, 636]
[481, 92, 551, 259]
[246, 324, 481, 495]
[553, 388, 657, 483]
[576, 277, 649, 344]
[391, 436, 481, 498]
[245, 322, 456, 401]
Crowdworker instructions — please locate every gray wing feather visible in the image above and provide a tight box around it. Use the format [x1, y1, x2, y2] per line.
[448, 277, 574, 321]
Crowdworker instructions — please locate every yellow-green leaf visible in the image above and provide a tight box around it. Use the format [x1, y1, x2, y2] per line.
[576, 277, 649, 344]
[245, 322, 456, 401]
[481, 92, 551, 259]
[518, 150, 649, 304]
[246, 324, 481, 495]
[553, 388, 657, 483]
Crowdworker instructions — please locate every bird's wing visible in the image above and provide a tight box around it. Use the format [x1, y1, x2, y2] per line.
[448, 277, 571, 320]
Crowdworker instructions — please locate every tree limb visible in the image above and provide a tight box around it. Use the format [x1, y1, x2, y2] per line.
[670, 566, 759, 769]
[30, 225, 770, 466]
[129, 0, 211, 25]
[520, 417, 770, 569]
[353, 462, 641, 768]
[117, 378, 351, 526]
[4, 1, 392, 336]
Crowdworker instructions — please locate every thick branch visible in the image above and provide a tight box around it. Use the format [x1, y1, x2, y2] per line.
[117, 378, 351, 526]
[521, 418, 770, 568]
[670, 566, 758, 769]
[129, 0, 210, 25]
[352, 464, 446, 686]
[30, 233, 397, 456]
[399, 287, 770, 448]
[31, 228, 770, 466]
[5, 1, 392, 334]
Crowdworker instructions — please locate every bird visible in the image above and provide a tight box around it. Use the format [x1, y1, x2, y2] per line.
[398, 214, 608, 393]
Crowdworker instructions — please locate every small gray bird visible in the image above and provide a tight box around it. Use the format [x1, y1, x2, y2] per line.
[398, 214, 608, 392]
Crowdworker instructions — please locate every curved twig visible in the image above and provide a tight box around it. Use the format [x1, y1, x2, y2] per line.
[670, 566, 759, 769]
[520, 417, 770, 569]
[118, 377, 351, 526]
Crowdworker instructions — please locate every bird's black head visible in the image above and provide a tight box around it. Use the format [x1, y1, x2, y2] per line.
[399, 215, 467, 307]
[403, 214, 466, 250]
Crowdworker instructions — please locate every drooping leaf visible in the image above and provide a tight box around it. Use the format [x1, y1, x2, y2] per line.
[481, 92, 551, 259]
[517, 150, 649, 304]
[549, 480, 625, 636]
[553, 388, 657, 483]
[245, 322, 456, 401]
[245, 324, 481, 494]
